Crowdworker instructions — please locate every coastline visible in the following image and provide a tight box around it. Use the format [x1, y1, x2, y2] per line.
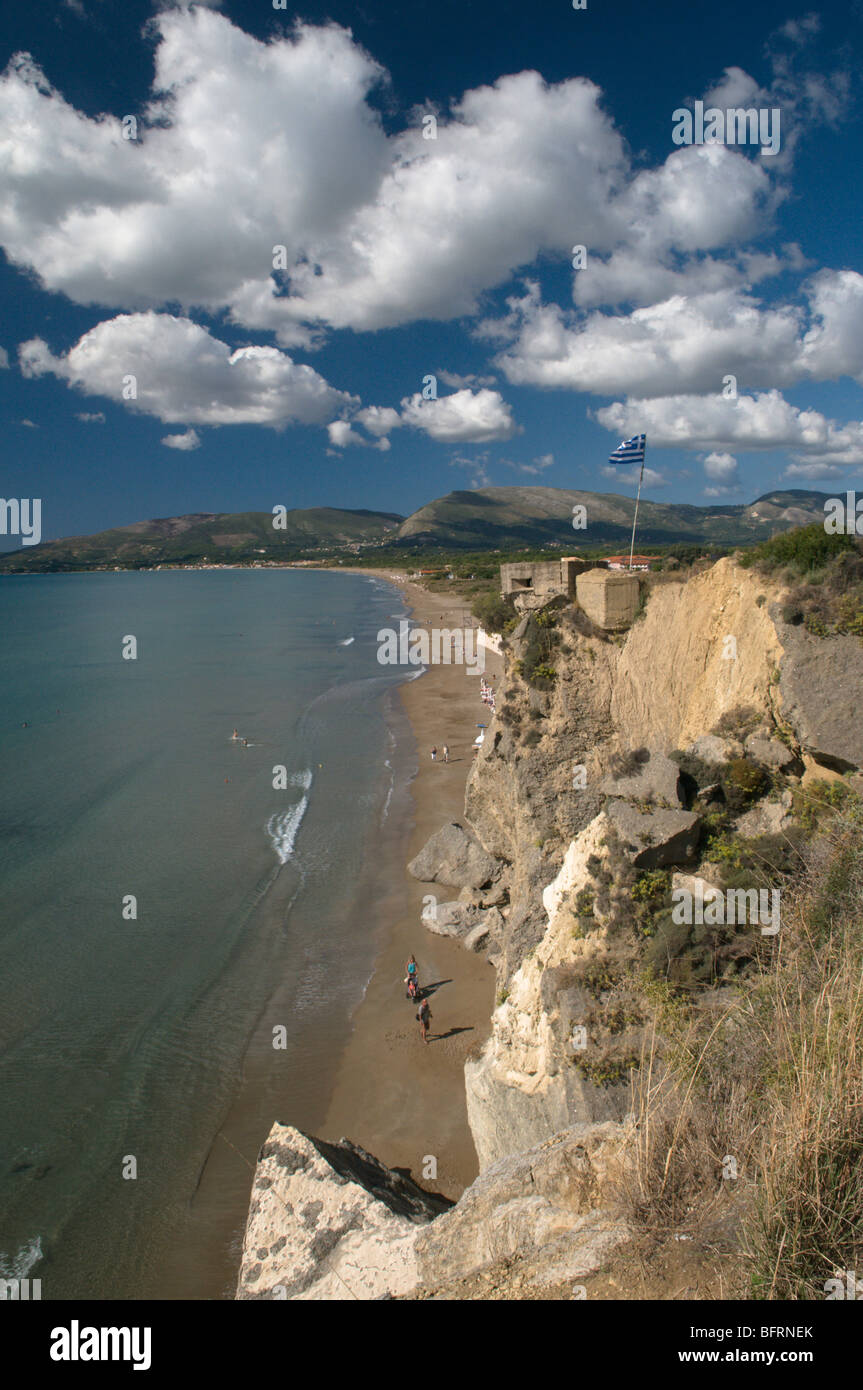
[318, 570, 499, 1198]
[170, 567, 499, 1297]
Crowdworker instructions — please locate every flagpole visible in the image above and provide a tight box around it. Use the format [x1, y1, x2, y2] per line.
[628, 439, 645, 571]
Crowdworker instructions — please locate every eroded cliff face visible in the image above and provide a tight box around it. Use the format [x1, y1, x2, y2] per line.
[611, 559, 783, 748]
[465, 815, 629, 1170]
[450, 557, 860, 1171]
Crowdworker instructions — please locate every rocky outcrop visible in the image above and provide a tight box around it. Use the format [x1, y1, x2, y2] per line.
[744, 735, 796, 770]
[458, 556, 857, 1175]
[776, 620, 863, 771]
[606, 800, 701, 868]
[420, 898, 504, 948]
[600, 750, 685, 805]
[687, 733, 741, 763]
[408, 821, 500, 889]
[735, 789, 794, 837]
[465, 817, 633, 1170]
[236, 1119, 629, 1302]
[414, 1120, 631, 1295]
[236, 1126, 450, 1300]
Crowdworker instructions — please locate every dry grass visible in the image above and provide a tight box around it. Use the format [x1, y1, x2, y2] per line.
[623, 805, 863, 1299]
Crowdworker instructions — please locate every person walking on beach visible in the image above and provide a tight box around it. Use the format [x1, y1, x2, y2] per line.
[442, 744, 449, 764]
[405, 954, 419, 998]
[417, 996, 432, 1044]
[430, 746, 437, 762]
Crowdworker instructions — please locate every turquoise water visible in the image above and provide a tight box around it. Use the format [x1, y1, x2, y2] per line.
[0, 569, 413, 1299]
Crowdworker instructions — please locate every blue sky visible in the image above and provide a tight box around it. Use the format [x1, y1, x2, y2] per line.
[2, 0, 863, 541]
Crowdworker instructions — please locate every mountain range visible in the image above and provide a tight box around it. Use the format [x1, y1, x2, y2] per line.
[0, 488, 833, 572]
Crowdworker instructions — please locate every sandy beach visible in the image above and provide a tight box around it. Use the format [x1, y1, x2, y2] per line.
[320, 571, 499, 1198]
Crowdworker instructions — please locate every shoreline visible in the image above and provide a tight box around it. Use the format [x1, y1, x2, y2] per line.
[171, 567, 498, 1297]
[317, 570, 498, 1198]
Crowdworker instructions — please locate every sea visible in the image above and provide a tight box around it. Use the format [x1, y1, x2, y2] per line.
[0, 568, 419, 1299]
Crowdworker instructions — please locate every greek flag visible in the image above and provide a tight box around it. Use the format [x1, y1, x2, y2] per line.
[608, 434, 646, 465]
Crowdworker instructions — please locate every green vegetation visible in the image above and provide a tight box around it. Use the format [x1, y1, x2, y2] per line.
[738, 520, 855, 575]
[511, 608, 562, 688]
[575, 1053, 640, 1087]
[738, 523, 863, 640]
[723, 756, 769, 807]
[470, 589, 517, 636]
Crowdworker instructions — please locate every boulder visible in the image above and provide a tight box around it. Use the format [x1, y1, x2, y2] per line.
[600, 750, 684, 806]
[463, 921, 491, 953]
[606, 800, 701, 868]
[421, 902, 503, 950]
[673, 871, 724, 905]
[480, 883, 508, 908]
[744, 735, 796, 770]
[236, 1125, 450, 1301]
[408, 821, 500, 889]
[421, 900, 475, 937]
[735, 792, 793, 838]
[686, 733, 741, 764]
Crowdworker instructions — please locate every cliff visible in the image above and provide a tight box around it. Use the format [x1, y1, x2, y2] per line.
[236, 554, 863, 1298]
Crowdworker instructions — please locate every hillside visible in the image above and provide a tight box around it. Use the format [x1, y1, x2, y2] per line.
[396, 487, 832, 548]
[0, 488, 832, 572]
[0, 507, 403, 572]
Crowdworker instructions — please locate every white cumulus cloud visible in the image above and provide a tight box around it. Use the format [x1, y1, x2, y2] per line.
[488, 271, 863, 400]
[399, 388, 517, 443]
[161, 428, 200, 450]
[19, 313, 357, 427]
[596, 391, 863, 466]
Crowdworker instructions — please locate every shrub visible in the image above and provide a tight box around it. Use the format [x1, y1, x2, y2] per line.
[472, 590, 516, 635]
[531, 663, 557, 683]
[723, 757, 769, 808]
[738, 522, 856, 575]
[631, 869, 671, 906]
[712, 704, 761, 738]
[608, 747, 650, 779]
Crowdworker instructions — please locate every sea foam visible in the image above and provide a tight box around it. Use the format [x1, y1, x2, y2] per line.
[266, 770, 312, 865]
